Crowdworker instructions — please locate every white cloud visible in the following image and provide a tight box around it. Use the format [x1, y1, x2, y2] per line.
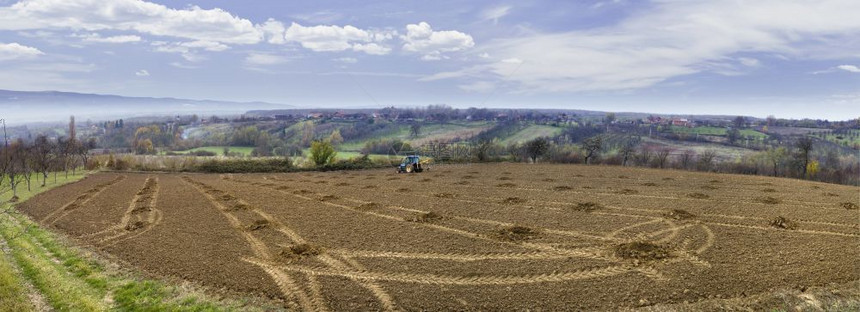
[169, 62, 196, 69]
[333, 57, 357, 64]
[152, 40, 229, 61]
[402, 22, 474, 60]
[244, 53, 287, 65]
[135, 69, 149, 76]
[481, 5, 511, 25]
[459, 81, 495, 93]
[0, 42, 44, 61]
[284, 22, 394, 55]
[352, 43, 390, 55]
[259, 18, 286, 44]
[837, 65, 860, 73]
[738, 57, 760, 67]
[74, 33, 142, 43]
[290, 10, 344, 24]
[427, 0, 860, 92]
[0, 0, 263, 44]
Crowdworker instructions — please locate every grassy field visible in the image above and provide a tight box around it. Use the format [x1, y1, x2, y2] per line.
[669, 126, 767, 139]
[339, 121, 490, 152]
[0, 172, 272, 311]
[500, 125, 563, 145]
[169, 146, 255, 156]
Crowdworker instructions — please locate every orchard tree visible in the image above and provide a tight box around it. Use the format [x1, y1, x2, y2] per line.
[794, 137, 814, 178]
[581, 136, 603, 164]
[524, 137, 549, 163]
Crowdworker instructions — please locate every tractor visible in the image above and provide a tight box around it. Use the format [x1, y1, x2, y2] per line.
[396, 154, 428, 173]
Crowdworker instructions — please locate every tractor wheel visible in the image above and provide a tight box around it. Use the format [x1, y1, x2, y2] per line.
[405, 166, 413, 173]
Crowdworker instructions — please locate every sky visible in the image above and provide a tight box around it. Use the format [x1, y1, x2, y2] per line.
[0, 0, 858, 120]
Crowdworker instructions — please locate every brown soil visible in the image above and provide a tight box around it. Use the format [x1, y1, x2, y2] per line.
[17, 164, 860, 311]
[614, 241, 671, 260]
[687, 192, 710, 199]
[572, 202, 602, 212]
[665, 209, 696, 220]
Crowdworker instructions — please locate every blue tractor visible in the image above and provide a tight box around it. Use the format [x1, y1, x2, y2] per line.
[397, 155, 426, 173]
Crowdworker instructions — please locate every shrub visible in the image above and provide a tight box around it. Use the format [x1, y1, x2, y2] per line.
[193, 158, 293, 173]
[310, 140, 337, 166]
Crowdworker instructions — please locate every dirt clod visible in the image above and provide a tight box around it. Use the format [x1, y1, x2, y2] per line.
[665, 209, 695, 220]
[434, 193, 455, 198]
[496, 183, 517, 188]
[757, 196, 781, 204]
[125, 220, 147, 231]
[501, 197, 526, 204]
[615, 189, 638, 195]
[572, 202, 602, 212]
[553, 186, 573, 191]
[495, 225, 539, 241]
[770, 216, 797, 230]
[762, 188, 777, 193]
[409, 211, 443, 223]
[246, 219, 269, 231]
[280, 243, 323, 259]
[614, 242, 670, 261]
[318, 195, 339, 201]
[687, 193, 709, 199]
[840, 202, 858, 210]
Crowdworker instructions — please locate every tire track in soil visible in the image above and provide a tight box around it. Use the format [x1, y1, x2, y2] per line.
[329, 247, 608, 262]
[593, 209, 860, 238]
[180, 177, 313, 311]
[261, 176, 727, 271]
[86, 177, 162, 247]
[228, 177, 718, 288]
[242, 177, 718, 278]
[227, 178, 621, 264]
[411, 190, 860, 233]
[372, 175, 842, 208]
[365, 177, 854, 217]
[243, 257, 638, 286]
[185, 177, 397, 312]
[41, 175, 126, 226]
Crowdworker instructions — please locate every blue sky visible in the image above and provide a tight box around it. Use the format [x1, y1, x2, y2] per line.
[0, 0, 858, 120]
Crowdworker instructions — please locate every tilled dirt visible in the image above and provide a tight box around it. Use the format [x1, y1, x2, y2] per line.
[16, 164, 860, 311]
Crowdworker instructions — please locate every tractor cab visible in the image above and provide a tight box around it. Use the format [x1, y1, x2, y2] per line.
[397, 155, 424, 173]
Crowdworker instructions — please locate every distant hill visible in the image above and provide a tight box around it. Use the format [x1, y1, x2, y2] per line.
[0, 89, 291, 124]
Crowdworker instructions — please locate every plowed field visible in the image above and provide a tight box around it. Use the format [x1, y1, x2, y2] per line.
[17, 164, 860, 310]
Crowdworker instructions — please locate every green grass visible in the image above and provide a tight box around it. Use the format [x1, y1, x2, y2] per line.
[668, 126, 768, 139]
[500, 125, 563, 145]
[0, 171, 267, 311]
[814, 130, 860, 147]
[170, 146, 254, 156]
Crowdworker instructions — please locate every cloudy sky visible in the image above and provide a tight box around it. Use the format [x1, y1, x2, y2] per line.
[0, 0, 858, 120]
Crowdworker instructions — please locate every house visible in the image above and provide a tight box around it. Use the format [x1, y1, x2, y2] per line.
[671, 118, 692, 127]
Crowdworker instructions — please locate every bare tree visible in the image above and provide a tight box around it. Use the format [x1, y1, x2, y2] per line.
[32, 135, 57, 187]
[679, 150, 695, 170]
[654, 147, 672, 168]
[581, 136, 603, 165]
[794, 137, 814, 178]
[766, 146, 787, 177]
[697, 150, 718, 171]
[635, 146, 653, 167]
[619, 140, 637, 166]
